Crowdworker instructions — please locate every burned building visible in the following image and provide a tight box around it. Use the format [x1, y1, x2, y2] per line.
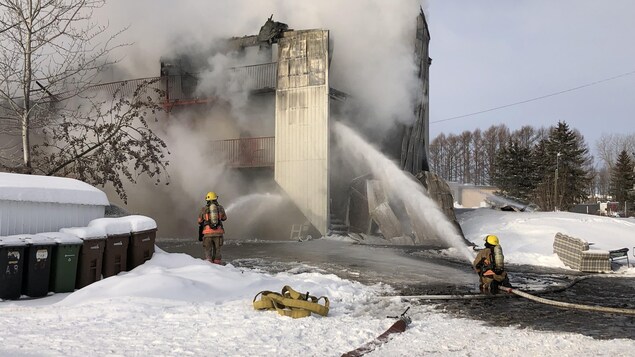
[157, 10, 459, 246]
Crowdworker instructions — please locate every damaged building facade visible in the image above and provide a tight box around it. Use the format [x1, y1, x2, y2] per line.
[159, 11, 460, 247]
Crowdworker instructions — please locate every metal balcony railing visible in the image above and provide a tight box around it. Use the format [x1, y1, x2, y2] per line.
[162, 62, 277, 105]
[210, 136, 275, 168]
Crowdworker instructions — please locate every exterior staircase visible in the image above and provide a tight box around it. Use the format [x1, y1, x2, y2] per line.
[328, 213, 349, 236]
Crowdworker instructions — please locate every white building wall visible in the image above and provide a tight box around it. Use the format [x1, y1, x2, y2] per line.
[275, 30, 330, 235]
[0, 200, 105, 236]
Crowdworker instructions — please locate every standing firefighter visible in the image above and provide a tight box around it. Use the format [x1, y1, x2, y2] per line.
[198, 192, 227, 264]
[473, 234, 512, 294]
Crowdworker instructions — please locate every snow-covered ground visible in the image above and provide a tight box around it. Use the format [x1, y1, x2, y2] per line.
[2, 208, 635, 356]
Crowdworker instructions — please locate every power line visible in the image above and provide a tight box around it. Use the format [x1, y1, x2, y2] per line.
[431, 69, 635, 124]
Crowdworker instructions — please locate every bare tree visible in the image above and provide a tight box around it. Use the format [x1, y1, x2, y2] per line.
[595, 133, 635, 170]
[0, 0, 169, 200]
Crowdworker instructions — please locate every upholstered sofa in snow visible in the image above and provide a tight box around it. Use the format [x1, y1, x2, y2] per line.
[553, 232, 611, 272]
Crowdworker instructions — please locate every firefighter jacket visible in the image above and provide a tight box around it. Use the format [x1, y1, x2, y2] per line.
[198, 202, 227, 236]
[473, 245, 505, 275]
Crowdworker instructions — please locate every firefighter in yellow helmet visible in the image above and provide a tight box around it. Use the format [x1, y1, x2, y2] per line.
[472, 234, 512, 294]
[197, 191, 227, 264]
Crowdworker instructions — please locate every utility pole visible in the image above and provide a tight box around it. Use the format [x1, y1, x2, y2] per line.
[554, 152, 561, 211]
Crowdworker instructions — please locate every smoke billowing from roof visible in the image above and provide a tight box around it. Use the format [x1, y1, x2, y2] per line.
[98, 0, 426, 131]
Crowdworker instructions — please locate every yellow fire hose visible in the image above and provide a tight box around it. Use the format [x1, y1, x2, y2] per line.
[253, 285, 329, 318]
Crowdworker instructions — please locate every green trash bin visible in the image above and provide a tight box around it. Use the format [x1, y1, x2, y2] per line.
[0, 236, 27, 300]
[61, 227, 106, 289]
[21, 235, 55, 298]
[37, 232, 83, 293]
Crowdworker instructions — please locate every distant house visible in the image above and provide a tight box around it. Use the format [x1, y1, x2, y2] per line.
[447, 183, 498, 208]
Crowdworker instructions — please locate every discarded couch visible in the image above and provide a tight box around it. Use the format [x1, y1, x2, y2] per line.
[553, 232, 611, 273]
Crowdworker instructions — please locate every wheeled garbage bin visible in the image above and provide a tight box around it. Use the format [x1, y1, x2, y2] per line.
[0, 236, 27, 300]
[37, 232, 83, 293]
[94, 218, 131, 278]
[22, 235, 55, 297]
[61, 226, 106, 289]
[123, 216, 157, 270]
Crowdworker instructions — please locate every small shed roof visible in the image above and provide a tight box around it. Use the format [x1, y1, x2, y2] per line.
[0, 172, 109, 206]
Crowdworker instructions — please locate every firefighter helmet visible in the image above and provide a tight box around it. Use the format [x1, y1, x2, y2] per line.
[205, 191, 218, 201]
[485, 234, 499, 245]
[485, 234, 499, 246]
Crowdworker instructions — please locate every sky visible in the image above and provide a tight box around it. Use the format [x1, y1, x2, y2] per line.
[1, 208, 634, 356]
[427, 0, 635, 150]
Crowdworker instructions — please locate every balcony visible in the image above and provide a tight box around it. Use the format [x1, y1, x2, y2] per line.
[210, 136, 275, 168]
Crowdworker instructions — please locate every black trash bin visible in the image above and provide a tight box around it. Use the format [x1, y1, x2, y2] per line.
[37, 232, 83, 293]
[61, 227, 106, 289]
[21, 235, 55, 298]
[0, 236, 27, 300]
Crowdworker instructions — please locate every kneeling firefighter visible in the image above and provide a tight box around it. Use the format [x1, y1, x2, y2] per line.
[197, 191, 227, 264]
[473, 234, 512, 294]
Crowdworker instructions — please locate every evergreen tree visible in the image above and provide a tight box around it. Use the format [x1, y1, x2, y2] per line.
[542, 121, 593, 211]
[609, 150, 635, 211]
[493, 139, 537, 200]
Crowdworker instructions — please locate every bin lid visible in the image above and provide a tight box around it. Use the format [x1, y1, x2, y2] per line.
[0, 235, 28, 247]
[21, 234, 55, 246]
[36, 232, 83, 244]
[60, 226, 106, 240]
[89, 217, 132, 235]
[120, 215, 157, 232]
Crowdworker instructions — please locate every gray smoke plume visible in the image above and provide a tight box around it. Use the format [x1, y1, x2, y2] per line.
[95, 0, 428, 238]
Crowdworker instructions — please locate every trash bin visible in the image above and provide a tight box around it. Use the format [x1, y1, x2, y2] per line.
[37, 232, 83, 293]
[61, 226, 106, 289]
[90, 218, 131, 278]
[122, 216, 157, 270]
[0, 236, 27, 300]
[128, 229, 156, 270]
[21, 235, 55, 297]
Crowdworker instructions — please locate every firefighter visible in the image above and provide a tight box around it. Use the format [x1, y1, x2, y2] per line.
[197, 191, 227, 264]
[472, 234, 512, 294]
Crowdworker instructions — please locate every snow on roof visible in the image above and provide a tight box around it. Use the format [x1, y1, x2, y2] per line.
[0, 172, 109, 206]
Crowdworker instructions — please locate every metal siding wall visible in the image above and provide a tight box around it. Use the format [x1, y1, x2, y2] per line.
[0, 201, 104, 236]
[275, 30, 330, 235]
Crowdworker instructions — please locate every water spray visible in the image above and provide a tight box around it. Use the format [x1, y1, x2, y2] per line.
[334, 122, 475, 262]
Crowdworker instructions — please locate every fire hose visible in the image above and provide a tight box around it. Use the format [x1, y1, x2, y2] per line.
[392, 274, 635, 315]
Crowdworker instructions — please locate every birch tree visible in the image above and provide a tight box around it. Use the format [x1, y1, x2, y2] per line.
[0, 0, 169, 201]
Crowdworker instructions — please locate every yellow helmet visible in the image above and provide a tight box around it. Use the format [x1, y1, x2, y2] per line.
[485, 234, 499, 246]
[205, 191, 218, 201]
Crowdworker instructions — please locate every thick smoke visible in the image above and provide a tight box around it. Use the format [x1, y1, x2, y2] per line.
[95, 0, 428, 238]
